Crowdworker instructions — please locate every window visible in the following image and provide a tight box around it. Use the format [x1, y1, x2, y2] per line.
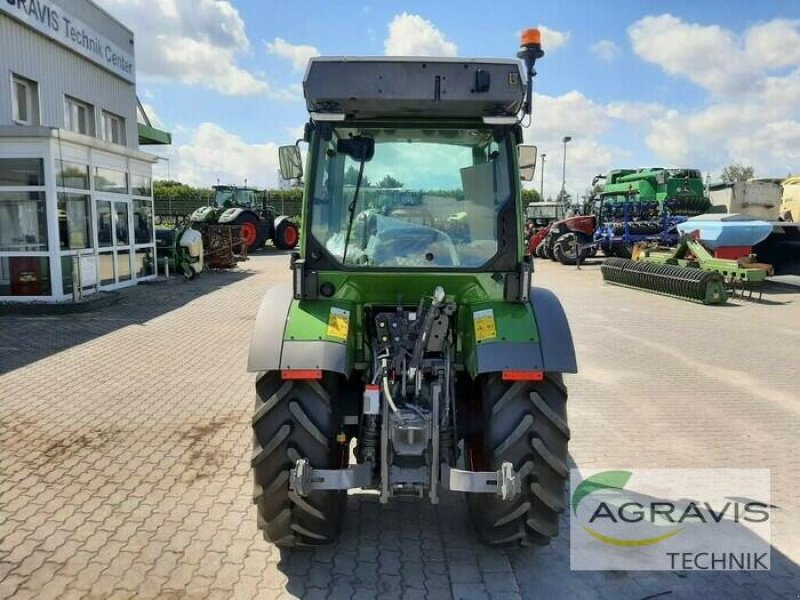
[64, 96, 94, 135]
[0, 192, 48, 251]
[114, 201, 130, 246]
[0, 257, 51, 296]
[102, 111, 126, 145]
[131, 174, 152, 196]
[133, 199, 154, 244]
[56, 160, 90, 189]
[57, 193, 92, 250]
[12, 75, 38, 125]
[0, 159, 44, 186]
[310, 126, 512, 268]
[94, 167, 128, 194]
[97, 200, 113, 247]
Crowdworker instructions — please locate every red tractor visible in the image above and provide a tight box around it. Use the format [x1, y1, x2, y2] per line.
[535, 214, 598, 264]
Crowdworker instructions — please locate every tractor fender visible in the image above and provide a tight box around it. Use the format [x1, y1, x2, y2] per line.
[219, 207, 247, 224]
[274, 215, 290, 229]
[190, 206, 215, 223]
[529, 287, 578, 373]
[248, 283, 292, 373]
[247, 283, 351, 376]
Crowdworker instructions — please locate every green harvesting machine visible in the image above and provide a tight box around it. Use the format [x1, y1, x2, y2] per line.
[246, 29, 579, 547]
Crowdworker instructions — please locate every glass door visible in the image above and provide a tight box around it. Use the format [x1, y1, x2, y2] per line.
[114, 200, 131, 282]
[95, 198, 132, 287]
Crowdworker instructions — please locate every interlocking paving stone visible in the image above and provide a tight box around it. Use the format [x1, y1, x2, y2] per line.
[1, 255, 798, 599]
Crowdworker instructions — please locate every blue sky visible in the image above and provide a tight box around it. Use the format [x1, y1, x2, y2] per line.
[97, 0, 800, 198]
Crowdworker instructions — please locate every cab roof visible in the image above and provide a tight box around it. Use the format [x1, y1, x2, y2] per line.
[303, 57, 525, 120]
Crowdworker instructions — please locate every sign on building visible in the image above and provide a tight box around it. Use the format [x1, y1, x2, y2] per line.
[1, 0, 136, 83]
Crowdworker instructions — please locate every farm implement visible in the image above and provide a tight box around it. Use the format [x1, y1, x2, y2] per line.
[601, 215, 774, 304]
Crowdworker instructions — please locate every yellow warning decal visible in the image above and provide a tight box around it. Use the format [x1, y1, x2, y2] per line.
[473, 309, 497, 342]
[326, 307, 350, 341]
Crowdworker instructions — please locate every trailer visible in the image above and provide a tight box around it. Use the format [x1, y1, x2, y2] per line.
[709, 179, 800, 274]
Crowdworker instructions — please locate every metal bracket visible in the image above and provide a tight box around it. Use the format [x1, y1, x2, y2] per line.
[441, 462, 520, 500]
[289, 459, 373, 497]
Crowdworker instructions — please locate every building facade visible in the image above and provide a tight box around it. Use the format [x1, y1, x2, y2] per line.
[0, 0, 168, 301]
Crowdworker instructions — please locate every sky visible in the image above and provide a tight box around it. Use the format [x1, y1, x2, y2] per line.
[96, 0, 800, 200]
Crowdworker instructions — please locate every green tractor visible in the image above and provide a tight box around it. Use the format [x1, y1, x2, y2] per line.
[247, 30, 577, 547]
[190, 185, 299, 253]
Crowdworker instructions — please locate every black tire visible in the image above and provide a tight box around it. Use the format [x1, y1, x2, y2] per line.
[542, 236, 556, 260]
[534, 242, 545, 259]
[251, 371, 346, 546]
[234, 212, 265, 254]
[466, 373, 570, 546]
[554, 233, 589, 266]
[274, 220, 300, 250]
[612, 242, 633, 259]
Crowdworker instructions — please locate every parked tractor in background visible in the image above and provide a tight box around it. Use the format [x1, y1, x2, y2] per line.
[524, 201, 566, 256]
[539, 168, 710, 265]
[247, 31, 578, 547]
[190, 185, 299, 253]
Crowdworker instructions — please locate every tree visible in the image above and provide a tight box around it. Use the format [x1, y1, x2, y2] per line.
[344, 165, 371, 187]
[377, 174, 403, 188]
[556, 190, 572, 204]
[521, 188, 541, 204]
[720, 163, 755, 183]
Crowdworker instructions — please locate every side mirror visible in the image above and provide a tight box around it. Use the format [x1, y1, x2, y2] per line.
[279, 145, 303, 180]
[518, 145, 537, 182]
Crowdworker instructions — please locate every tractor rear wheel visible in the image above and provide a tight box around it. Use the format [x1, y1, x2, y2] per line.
[251, 371, 346, 546]
[541, 236, 555, 260]
[554, 233, 589, 266]
[274, 220, 300, 250]
[235, 213, 264, 253]
[466, 373, 569, 546]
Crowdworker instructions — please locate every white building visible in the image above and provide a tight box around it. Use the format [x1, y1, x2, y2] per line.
[0, 0, 170, 301]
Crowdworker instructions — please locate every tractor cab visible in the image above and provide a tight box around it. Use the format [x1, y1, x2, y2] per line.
[212, 185, 263, 210]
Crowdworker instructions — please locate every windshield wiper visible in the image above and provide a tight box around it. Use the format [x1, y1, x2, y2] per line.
[342, 158, 366, 264]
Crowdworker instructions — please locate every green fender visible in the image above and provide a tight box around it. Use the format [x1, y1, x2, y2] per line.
[462, 286, 577, 377]
[247, 283, 354, 376]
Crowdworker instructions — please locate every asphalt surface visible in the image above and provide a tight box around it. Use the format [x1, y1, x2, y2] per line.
[1, 253, 798, 599]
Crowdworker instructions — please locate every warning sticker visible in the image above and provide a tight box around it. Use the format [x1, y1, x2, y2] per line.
[326, 307, 350, 340]
[473, 309, 497, 342]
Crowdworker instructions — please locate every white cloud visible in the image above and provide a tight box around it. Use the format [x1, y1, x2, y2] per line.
[606, 101, 666, 125]
[535, 91, 610, 137]
[525, 91, 618, 199]
[266, 37, 320, 71]
[384, 13, 457, 56]
[627, 15, 800, 178]
[96, 0, 268, 95]
[592, 39, 620, 62]
[745, 19, 800, 70]
[139, 102, 165, 130]
[156, 123, 282, 188]
[628, 14, 760, 96]
[538, 26, 570, 52]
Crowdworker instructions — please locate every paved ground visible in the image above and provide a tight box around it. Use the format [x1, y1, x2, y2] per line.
[1, 253, 798, 600]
